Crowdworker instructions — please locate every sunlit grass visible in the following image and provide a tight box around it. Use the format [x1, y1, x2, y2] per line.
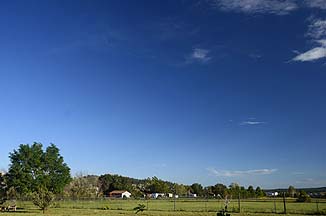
[1, 198, 325, 216]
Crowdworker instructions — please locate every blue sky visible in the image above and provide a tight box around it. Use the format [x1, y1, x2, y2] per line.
[0, 0, 325, 189]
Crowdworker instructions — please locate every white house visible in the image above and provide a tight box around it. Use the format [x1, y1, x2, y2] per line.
[151, 193, 165, 198]
[266, 192, 278, 197]
[188, 193, 197, 198]
[109, 190, 131, 198]
[167, 193, 173, 198]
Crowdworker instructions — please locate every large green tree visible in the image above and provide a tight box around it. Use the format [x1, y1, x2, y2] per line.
[6, 143, 71, 196]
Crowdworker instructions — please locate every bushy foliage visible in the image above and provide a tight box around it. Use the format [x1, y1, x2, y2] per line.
[65, 174, 99, 199]
[32, 187, 55, 213]
[296, 190, 311, 202]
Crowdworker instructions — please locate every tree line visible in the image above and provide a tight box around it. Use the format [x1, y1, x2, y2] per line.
[0, 143, 267, 202]
[94, 174, 266, 199]
[1, 143, 320, 212]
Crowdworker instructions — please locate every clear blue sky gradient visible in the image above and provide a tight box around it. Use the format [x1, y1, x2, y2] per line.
[0, 0, 325, 189]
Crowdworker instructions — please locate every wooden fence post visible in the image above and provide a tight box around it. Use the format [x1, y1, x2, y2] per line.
[283, 192, 287, 214]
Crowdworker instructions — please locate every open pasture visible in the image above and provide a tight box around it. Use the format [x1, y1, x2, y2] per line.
[1, 198, 325, 216]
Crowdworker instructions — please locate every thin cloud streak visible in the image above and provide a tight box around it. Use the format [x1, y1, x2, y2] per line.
[208, 168, 277, 177]
[304, 0, 326, 10]
[292, 46, 326, 62]
[211, 0, 298, 15]
[291, 171, 305, 175]
[239, 121, 266, 126]
[210, 0, 326, 14]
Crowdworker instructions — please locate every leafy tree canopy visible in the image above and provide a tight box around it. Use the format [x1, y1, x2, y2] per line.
[190, 183, 204, 196]
[6, 143, 71, 196]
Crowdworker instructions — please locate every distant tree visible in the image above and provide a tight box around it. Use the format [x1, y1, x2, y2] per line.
[296, 191, 311, 203]
[247, 185, 255, 198]
[65, 173, 99, 198]
[287, 186, 296, 198]
[175, 184, 187, 196]
[255, 186, 265, 197]
[98, 173, 149, 197]
[131, 188, 144, 199]
[98, 174, 116, 195]
[228, 183, 240, 198]
[6, 143, 71, 196]
[213, 183, 227, 197]
[240, 186, 248, 198]
[146, 176, 170, 193]
[204, 186, 214, 197]
[190, 183, 204, 196]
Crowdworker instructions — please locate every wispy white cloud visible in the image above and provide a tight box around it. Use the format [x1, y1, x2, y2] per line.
[208, 0, 326, 15]
[208, 168, 277, 177]
[304, 0, 326, 10]
[292, 17, 326, 62]
[206, 1, 326, 63]
[188, 48, 212, 63]
[291, 171, 305, 175]
[240, 121, 266, 125]
[306, 19, 326, 39]
[211, 0, 298, 15]
[292, 45, 326, 62]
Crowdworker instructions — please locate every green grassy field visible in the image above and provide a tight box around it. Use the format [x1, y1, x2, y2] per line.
[1, 198, 325, 216]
